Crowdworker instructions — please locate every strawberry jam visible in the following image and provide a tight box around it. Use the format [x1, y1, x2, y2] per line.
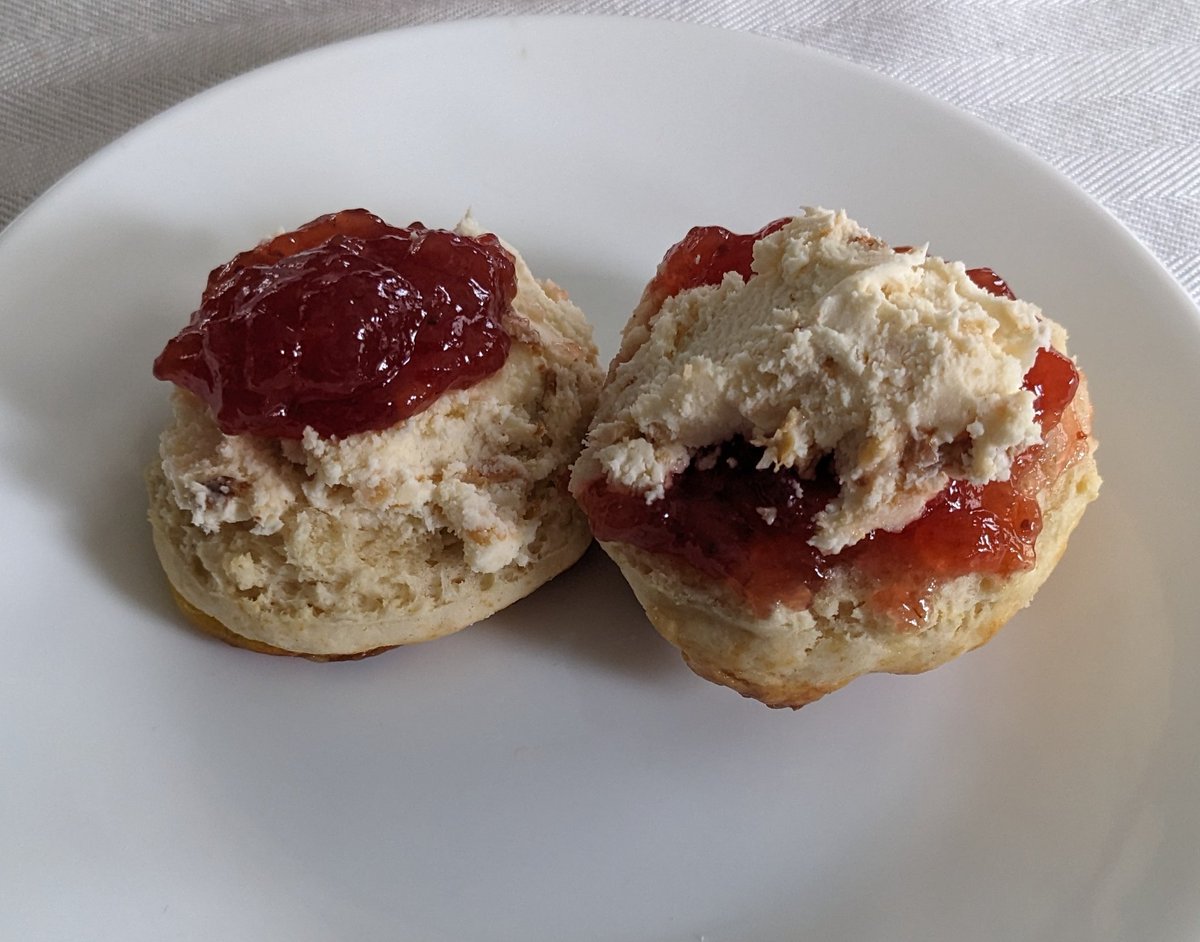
[579, 223, 1084, 625]
[641, 218, 790, 315]
[153, 209, 516, 439]
[579, 439, 837, 616]
[966, 266, 1016, 300]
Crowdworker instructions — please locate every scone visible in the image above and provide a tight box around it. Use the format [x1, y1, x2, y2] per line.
[148, 209, 602, 659]
[571, 208, 1100, 707]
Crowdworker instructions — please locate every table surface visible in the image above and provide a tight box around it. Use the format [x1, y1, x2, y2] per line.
[3, 1, 1198, 304]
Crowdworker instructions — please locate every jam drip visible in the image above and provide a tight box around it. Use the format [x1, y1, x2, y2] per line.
[579, 224, 1085, 624]
[154, 209, 517, 439]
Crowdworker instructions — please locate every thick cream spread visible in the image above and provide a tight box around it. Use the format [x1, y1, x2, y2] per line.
[160, 344, 566, 575]
[574, 208, 1053, 554]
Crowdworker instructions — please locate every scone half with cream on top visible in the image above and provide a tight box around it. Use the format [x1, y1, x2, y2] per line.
[148, 209, 602, 659]
[571, 208, 1100, 707]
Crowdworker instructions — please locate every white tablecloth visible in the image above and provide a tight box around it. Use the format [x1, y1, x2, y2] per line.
[4, 1, 1198, 305]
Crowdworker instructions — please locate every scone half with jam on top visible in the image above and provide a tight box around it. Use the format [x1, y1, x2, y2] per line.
[571, 208, 1100, 707]
[147, 209, 602, 659]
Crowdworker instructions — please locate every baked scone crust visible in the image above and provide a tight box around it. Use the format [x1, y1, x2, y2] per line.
[148, 480, 592, 658]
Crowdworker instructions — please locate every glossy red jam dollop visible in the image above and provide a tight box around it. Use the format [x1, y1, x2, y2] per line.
[153, 209, 517, 439]
[578, 228, 1084, 623]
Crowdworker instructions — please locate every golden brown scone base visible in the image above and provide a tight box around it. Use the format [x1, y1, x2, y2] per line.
[600, 448, 1101, 709]
[167, 586, 398, 660]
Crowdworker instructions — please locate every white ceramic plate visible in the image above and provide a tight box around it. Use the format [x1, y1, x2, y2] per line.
[2, 16, 1197, 942]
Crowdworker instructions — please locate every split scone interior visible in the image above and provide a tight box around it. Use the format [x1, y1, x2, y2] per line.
[570, 208, 1100, 707]
[148, 210, 602, 659]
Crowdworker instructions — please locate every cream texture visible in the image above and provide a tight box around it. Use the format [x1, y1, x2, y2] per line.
[574, 208, 1054, 553]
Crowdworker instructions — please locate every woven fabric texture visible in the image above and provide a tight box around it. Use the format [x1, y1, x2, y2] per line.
[2, 1, 1198, 302]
